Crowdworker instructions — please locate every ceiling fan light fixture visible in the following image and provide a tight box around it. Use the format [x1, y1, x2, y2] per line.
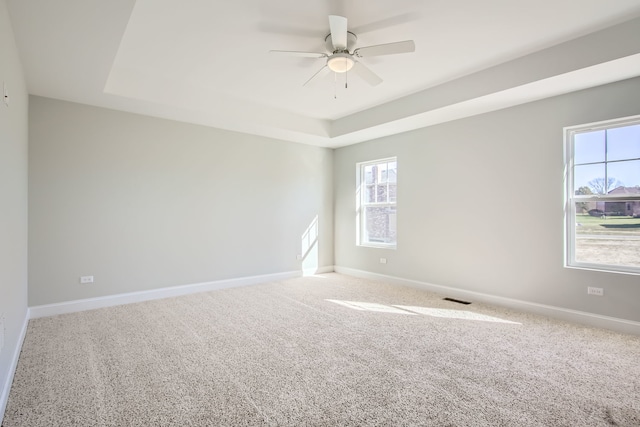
[327, 53, 354, 73]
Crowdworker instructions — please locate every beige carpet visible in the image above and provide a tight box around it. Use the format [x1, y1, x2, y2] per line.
[3, 273, 640, 426]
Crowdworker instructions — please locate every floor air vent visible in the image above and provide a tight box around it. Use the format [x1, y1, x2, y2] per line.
[443, 297, 471, 305]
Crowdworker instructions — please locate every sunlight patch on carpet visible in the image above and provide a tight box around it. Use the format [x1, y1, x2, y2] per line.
[325, 299, 520, 324]
[395, 305, 521, 324]
[325, 300, 416, 315]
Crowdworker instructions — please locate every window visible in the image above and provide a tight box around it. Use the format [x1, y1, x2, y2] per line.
[565, 116, 640, 274]
[357, 158, 397, 248]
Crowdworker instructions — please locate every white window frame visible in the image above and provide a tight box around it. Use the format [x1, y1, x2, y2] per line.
[356, 157, 397, 249]
[564, 115, 640, 275]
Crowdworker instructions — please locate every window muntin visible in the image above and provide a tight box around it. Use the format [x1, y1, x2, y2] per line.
[565, 116, 640, 274]
[358, 158, 397, 248]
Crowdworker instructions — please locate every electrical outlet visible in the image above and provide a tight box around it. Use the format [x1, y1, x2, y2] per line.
[80, 275, 94, 284]
[379, 258, 387, 264]
[587, 287, 604, 296]
[296, 254, 302, 260]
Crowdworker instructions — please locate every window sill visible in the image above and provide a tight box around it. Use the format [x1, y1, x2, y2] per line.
[564, 263, 640, 276]
[358, 243, 397, 250]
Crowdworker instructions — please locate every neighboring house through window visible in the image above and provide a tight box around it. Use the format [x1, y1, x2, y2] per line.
[357, 158, 397, 248]
[565, 115, 640, 274]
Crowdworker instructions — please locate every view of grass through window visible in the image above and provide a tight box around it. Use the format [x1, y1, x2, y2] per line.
[568, 118, 640, 272]
[574, 211, 640, 268]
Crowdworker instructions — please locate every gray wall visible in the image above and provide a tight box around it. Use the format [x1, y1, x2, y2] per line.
[0, 0, 28, 411]
[29, 96, 333, 306]
[334, 77, 640, 323]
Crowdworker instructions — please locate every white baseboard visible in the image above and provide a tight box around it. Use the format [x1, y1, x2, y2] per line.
[29, 270, 311, 319]
[0, 308, 29, 426]
[334, 266, 640, 336]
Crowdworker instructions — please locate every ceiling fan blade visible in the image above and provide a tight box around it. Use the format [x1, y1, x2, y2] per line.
[354, 40, 415, 58]
[328, 15, 348, 51]
[352, 62, 383, 86]
[270, 50, 328, 58]
[303, 65, 331, 86]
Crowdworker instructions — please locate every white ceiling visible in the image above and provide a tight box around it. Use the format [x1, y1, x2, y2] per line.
[7, 0, 640, 147]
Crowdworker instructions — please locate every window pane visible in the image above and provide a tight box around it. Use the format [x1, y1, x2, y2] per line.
[574, 130, 605, 164]
[376, 184, 388, 202]
[574, 202, 640, 268]
[608, 159, 640, 189]
[378, 163, 388, 183]
[574, 164, 605, 194]
[388, 162, 397, 183]
[607, 124, 640, 162]
[364, 165, 375, 184]
[365, 206, 397, 245]
[364, 184, 375, 203]
[389, 183, 397, 202]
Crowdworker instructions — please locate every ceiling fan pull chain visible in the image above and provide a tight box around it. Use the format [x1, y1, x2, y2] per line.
[334, 72, 337, 99]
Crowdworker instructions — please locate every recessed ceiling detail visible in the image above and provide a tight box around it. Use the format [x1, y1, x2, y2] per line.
[7, 0, 640, 147]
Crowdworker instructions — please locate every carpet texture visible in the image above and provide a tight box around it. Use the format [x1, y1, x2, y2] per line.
[3, 273, 640, 426]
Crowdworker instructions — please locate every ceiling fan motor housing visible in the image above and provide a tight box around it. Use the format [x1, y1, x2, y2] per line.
[325, 31, 358, 53]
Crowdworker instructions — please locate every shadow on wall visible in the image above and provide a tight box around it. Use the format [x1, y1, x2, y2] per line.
[301, 215, 319, 275]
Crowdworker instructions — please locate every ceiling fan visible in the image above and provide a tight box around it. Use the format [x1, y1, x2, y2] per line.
[270, 15, 415, 88]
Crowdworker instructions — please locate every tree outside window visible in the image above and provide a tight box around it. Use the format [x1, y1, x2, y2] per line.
[566, 117, 640, 274]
